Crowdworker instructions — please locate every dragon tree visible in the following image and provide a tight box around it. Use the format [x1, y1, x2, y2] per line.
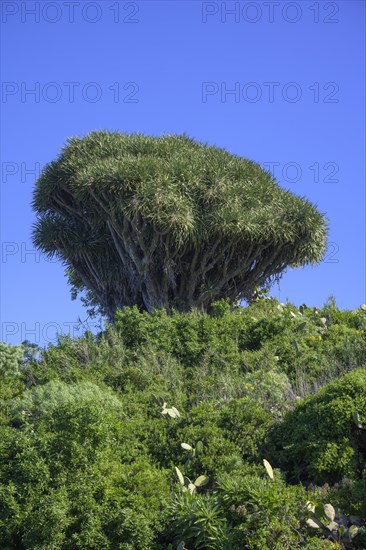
[32, 131, 328, 319]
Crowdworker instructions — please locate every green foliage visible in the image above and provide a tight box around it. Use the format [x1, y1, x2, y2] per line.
[0, 343, 25, 423]
[327, 470, 366, 520]
[168, 463, 335, 550]
[269, 369, 366, 484]
[10, 379, 122, 421]
[306, 500, 366, 547]
[0, 342, 24, 378]
[32, 131, 328, 317]
[219, 398, 274, 460]
[0, 380, 170, 549]
[168, 493, 235, 549]
[218, 469, 310, 549]
[27, 297, 366, 403]
[172, 401, 242, 478]
[1, 299, 366, 547]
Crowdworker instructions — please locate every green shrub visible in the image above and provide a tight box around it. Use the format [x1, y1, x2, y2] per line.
[1, 300, 366, 547]
[172, 401, 240, 478]
[218, 470, 309, 549]
[0, 381, 170, 549]
[25, 300, 366, 403]
[170, 399, 273, 479]
[0, 343, 25, 411]
[168, 492, 236, 549]
[168, 463, 337, 550]
[219, 398, 274, 459]
[269, 369, 366, 484]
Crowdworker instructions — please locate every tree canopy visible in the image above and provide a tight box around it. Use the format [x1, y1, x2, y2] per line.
[32, 131, 328, 319]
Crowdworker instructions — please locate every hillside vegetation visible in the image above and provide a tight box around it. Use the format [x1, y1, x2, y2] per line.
[1, 295, 366, 549]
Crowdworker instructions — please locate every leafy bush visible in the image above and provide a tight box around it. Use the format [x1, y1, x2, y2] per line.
[168, 492, 235, 549]
[218, 469, 310, 549]
[168, 463, 339, 549]
[0, 343, 24, 403]
[0, 380, 170, 549]
[1, 299, 366, 548]
[269, 369, 366, 484]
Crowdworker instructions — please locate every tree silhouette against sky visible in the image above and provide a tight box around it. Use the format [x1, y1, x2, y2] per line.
[32, 131, 328, 320]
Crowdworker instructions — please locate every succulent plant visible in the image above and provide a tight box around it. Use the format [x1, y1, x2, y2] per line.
[174, 465, 209, 494]
[152, 395, 181, 419]
[263, 459, 274, 480]
[306, 501, 361, 547]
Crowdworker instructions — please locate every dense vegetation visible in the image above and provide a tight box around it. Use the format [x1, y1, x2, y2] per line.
[32, 131, 328, 318]
[1, 295, 366, 549]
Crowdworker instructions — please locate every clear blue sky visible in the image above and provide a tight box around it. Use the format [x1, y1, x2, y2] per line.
[1, 0, 365, 346]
